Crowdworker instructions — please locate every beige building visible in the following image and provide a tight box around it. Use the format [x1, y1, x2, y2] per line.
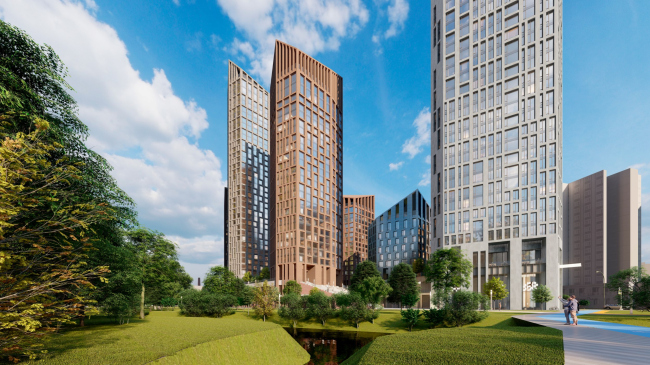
[562, 168, 642, 307]
[271, 40, 343, 288]
[341, 195, 375, 286]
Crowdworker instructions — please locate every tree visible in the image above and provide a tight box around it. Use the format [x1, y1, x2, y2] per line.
[124, 228, 181, 319]
[424, 248, 472, 306]
[606, 267, 649, 309]
[401, 309, 421, 331]
[387, 263, 419, 308]
[401, 293, 420, 308]
[412, 258, 425, 275]
[259, 267, 270, 280]
[203, 266, 237, 296]
[104, 294, 138, 324]
[232, 279, 254, 307]
[531, 285, 553, 308]
[283, 280, 302, 295]
[357, 277, 392, 307]
[306, 291, 335, 326]
[279, 293, 306, 328]
[349, 261, 381, 292]
[483, 277, 509, 310]
[309, 287, 321, 295]
[179, 290, 236, 317]
[445, 291, 489, 327]
[243, 272, 253, 283]
[252, 281, 279, 322]
[339, 293, 369, 329]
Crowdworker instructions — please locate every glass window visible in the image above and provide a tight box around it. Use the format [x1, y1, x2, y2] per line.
[446, 33, 455, 55]
[505, 40, 519, 65]
[446, 11, 456, 32]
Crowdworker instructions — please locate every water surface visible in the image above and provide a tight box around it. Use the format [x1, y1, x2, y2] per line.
[284, 328, 388, 365]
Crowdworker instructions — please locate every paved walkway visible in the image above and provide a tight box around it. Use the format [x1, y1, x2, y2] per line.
[515, 311, 650, 365]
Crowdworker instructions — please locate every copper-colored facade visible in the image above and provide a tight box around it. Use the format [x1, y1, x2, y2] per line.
[342, 195, 374, 286]
[271, 40, 343, 287]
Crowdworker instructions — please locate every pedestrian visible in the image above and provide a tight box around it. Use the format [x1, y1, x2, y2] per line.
[558, 296, 570, 325]
[569, 295, 579, 325]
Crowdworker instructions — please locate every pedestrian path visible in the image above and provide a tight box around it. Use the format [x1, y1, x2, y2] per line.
[515, 311, 650, 365]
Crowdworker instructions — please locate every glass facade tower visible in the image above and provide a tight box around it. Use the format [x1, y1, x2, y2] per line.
[431, 0, 563, 309]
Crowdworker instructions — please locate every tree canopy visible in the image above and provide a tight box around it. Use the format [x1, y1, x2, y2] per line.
[387, 263, 419, 308]
[425, 248, 472, 306]
[349, 260, 381, 292]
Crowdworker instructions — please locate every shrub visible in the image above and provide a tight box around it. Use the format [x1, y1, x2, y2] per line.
[103, 293, 138, 324]
[283, 280, 302, 295]
[578, 299, 590, 307]
[531, 285, 553, 307]
[339, 293, 369, 328]
[180, 290, 237, 317]
[423, 307, 448, 327]
[306, 291, 335, 326]
[401, 309, 421, 331]
[278, 293, 306, 328]
[445, 291, 489, 327]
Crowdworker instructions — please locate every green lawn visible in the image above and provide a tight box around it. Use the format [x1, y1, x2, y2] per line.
[342, 313, 564, 365]
[580, 314, 650, 328]
[594, 310, 650, 315]
[30, 311, 308, 365]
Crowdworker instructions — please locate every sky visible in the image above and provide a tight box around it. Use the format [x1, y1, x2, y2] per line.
[1, 0, 649, 282]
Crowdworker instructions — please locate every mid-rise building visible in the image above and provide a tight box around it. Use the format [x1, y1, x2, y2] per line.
[342, 195, 375, 286]
[271, 41, 344, 288]
[562, 168, 642, 306]
[431, 0, 564, 309]
[225, 61, 271, 278]
[370, 190, 430, 279]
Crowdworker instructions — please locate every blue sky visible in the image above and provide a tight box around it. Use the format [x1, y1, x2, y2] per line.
[1, 0, 649, 281]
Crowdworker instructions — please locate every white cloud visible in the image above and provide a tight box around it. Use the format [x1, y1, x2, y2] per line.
[425, 155, 431, 164]
[173, 0, 180, 5]
[385, 0, 409, 38]
[401, 107, 431, 159]
[185, 32, 203, 52]
[418, 168, 431, 187]
[216, 0, 369, 84]
[0, 0, 225, 279]
[389, 161, 404, 171]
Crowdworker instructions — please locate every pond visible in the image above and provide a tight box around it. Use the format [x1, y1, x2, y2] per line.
[284, 328, 389, 365]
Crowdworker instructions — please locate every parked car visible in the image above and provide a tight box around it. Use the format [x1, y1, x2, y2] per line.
[604, 304, 621, 310]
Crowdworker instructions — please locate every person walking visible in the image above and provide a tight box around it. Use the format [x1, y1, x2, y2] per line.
[569, 295, 579, 326]
[559, 296, 571, 325]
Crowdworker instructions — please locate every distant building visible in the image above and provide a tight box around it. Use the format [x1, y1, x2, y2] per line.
[643, 262, 650, 276]
[370, 190, 430, 279]
[562, 168, 643, 307]
[341, 195, 374, 286]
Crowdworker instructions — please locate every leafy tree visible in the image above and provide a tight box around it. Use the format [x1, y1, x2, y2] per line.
[425, 248, 472, 306]
[309, 287, 321, 295]
[179, 290, 236, 317]
[349, 260, 381, 292]
[104, 294, 138, 324]
[401, 293, 420, 308]
[279, 293, 307, 328]
[423, 307, 448, 327]
[412, 258, 425, 275]
[160, 297, 178, 309]
[243, 272, 253, 283]
[483, 277, 509, 310]
[333, 292, 351, 307]
[401, 309, 421, 331]
[531, 285, 553, 307]
[252, 281, 279, 322]
[124, 228, 183, 319]
[232, 279, 254, 307]
[606, 267, 649, 309]
[203, 266, 237, 296]
[357, 276, 392, 307]
[306, 291, 335, 326]
[445, 291, 489, 327]
[283, 280, 303, 295]
[259, 267, 270, 280]
[387, 263, 419, 308]
[339, 293, 369, 329]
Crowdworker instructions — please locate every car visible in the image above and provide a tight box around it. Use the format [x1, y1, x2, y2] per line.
[604, 304, 621, 310]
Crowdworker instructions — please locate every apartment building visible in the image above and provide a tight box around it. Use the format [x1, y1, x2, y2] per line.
[225, 62, 272, 278]
[271, 41, 344, 287]
[342, 195, 375, 286]
[431, 0, 564, 309]
[370, 190, 430, 279]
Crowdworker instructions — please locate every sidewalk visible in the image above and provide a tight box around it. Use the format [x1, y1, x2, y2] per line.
[515, 311, 650, 365]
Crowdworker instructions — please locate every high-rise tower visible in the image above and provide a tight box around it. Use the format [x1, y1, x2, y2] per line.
[226, 61, 271, 278]
[271, 41, 344, 288]
[342, 195, 374, 286]
[431, 0, 563, 310]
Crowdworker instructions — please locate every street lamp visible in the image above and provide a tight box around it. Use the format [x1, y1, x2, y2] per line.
[596, 271, 605, 308]
[490, 290, 493, 311]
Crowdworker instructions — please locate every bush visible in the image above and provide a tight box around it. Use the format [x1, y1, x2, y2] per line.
[401, 309, 421, 331]
[445, 291, 489, 327]
[306, 291, 335, 326]
[103, 293, 138, 324]
[578, 299, 590, 307]
[180, 290, 237, 317]
[278, 293, 306, 328]
[339, 293, 369, 328]
[283, 280, 302, 295]
[423, 307, 448, 327]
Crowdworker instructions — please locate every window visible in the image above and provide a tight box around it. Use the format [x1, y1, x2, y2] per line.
[446, 55, 456, 76]
[446, 33, 455, 55]
[505, 90, 519, 114]
[488, 14, 494, 35]
[545, 38, 554, 62]
[505, 13, 519, 29]
[473, 161, 484, 182]
[505, 1, 519, 16]
[545, 64, 554, 88]
[473, 185, 484, 206]
[505, 165, 519, 188]
[473, 45, 479, 65]
[460, 61, 470, 82]
[504, 128, 519, 152]
[545, 91, 555, 114]
[473, 220, 483, 242]
[524, 0, 535, 19]
[549, 143, 556, 167]
[460, 38, 470, 59]
[446, 78, 456, 99]
[446, 11, 456, 32]
[546, 12, 554, 36]
[505, 40, 519, 65]
[460, 15, 470, 36]
[496, 10, 502, 31]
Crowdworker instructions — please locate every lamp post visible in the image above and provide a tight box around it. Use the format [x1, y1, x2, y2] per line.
[596, 271, 605, 308]
[490, 290, 493, 310]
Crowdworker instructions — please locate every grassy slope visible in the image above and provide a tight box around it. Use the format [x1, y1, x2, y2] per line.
[342, 313, 564, 365]
[580, 314, 650, 328]
[31, 311, 308, 365]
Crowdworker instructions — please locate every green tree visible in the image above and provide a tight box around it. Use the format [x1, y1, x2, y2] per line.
[339, 293, 369, 329]
[179, 290, 236, 317]
[259, 267, 270, 280]
[387, 263, 419, 308]
[349, 260, 381, 292]
[242, 272, 253, 283]
[401, 309, 421, 331]
[306, 291, 335, 326]
[283, 280, 303, 295]
[203, 266, 237, 295]
[252, 281, 279, 322]
[445, 291, 489, 327]
[232, 278, 254, 307]
[531, 285, 553, 308]
[606, 267, 649, 309]
[401, 293, 420, 308]
[483, 277, 509, 310]
[425, 248, 472, 306]
[279, 293, 306, 328]
[357, 276, 392, 307]
[124, 228, 182, 319]
[412, 258, 425, 275]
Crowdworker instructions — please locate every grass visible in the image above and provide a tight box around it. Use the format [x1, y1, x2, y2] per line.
[591, 310, 650, 315]
[341, 313, 564, 365]
[580, 314, 650, 328]
[30, 311, 308, 364]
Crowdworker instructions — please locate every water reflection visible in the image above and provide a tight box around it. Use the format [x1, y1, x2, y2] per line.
[285, 328, 388, 365]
